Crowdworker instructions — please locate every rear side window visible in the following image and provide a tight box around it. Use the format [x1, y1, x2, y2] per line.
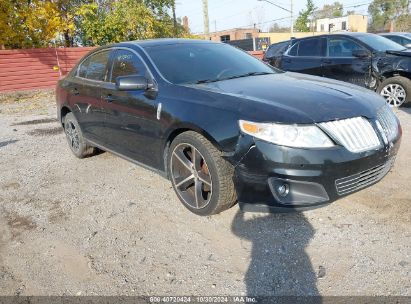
[288, 38, 325, 57]
[288, 43, 298, 56]
[298, 38, 325, 56]
[78, 50, 111, 81]
[110, 50, 147, 83]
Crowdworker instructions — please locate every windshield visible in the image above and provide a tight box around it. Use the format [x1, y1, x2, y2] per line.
[356, 34, 407, 52]
[144, 42, 277, 84]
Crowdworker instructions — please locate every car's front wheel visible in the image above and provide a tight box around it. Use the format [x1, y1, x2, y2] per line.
[64, 112, 95, 158]
[168, 131, 237, 216]
[377, 76, 411, 107]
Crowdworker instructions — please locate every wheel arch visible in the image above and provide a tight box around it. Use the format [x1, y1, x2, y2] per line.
[162, 123, 224, 178]
[60, 105, 72, 126]
[381, 70, 411, 81]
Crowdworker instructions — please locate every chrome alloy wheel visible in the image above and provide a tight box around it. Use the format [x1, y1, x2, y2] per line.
[170, 143, 213, 209]
[64, 120, 80, 152]
[380, 84, 407, 107]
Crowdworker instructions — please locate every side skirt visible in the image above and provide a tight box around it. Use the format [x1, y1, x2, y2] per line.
[85, 138, 169, 180]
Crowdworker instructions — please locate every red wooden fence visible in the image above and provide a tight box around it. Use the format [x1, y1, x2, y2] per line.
[0, 47, 94, 93]
[0, 48, 265, 93]
[248, 51, 264, 60]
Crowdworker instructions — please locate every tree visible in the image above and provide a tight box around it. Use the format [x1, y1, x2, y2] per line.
[368, 0, 410, 32]
[269, 23, 290, 33]
[396, 13, 411, 31]
[54, 0, 93, 47]
[0, 0, 189, 49]
[0, 0, 63, 49]
[294, 0, 316, 32]
[314, 2, 344, 19]
[77, 0, 189, 46]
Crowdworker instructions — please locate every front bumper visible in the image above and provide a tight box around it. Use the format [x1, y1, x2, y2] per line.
[233, 132, 401, 212]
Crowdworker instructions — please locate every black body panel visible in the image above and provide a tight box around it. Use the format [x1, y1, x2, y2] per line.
[56, 39, 402, 212]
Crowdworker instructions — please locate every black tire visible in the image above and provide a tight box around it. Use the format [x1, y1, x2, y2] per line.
[168, 131, 237, 216]
[63, 112, 95, 158]
[377, 76, 411, 107]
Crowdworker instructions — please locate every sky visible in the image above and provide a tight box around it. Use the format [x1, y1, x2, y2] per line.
[175, 0, 372, 34]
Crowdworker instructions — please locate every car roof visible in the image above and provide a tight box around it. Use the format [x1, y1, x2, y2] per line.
[119, 38, 220, 48]
[291, 32, 376, 41]
[85, 39, 223, 55]
[380, 32, 411, 37]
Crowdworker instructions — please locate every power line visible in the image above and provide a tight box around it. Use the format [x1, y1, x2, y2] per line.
[219, 15, 291, 32]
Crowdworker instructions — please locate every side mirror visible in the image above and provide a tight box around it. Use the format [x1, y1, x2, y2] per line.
[405, 43, 411, 49]
[115, 75, 150, 91]
[352, 49, 370, 58]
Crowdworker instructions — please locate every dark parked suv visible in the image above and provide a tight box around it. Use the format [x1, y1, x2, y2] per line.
[56, 39, 401, 215]
[268, 33, 411, 107]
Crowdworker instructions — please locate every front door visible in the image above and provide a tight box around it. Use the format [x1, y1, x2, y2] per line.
[322, 37, 372, 87]
[100, 49, 163, 169]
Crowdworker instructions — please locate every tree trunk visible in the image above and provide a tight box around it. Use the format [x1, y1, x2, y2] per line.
[172, 2, 177, 36]
[64, 30, 71, 47]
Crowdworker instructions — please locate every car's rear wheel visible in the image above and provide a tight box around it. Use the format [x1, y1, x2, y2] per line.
[377, 76, 411, 107]
[168, 131, 237, 216]
[64, 112, 95, 158]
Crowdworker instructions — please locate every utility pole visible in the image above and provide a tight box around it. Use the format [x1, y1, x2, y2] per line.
[290, 0, 293, 36]
[202, 0, 210, 35]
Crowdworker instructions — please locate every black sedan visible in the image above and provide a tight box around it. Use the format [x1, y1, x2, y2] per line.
[268, 33, 411, 107]
[56, 39, 401, 215]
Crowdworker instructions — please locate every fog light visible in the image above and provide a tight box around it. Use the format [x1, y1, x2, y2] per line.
[277, 183, 289, 197]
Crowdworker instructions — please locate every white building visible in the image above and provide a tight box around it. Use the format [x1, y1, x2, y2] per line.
[316, 15, 368, 33]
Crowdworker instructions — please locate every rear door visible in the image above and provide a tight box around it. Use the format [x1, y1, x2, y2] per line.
[69, 50, 112, 143]
[322, 36, 372, 87]
[100, 48, 163, 169]
[280, 37, 326, 76]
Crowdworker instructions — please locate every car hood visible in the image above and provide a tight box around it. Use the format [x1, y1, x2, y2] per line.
[192, 72, 386, 124]
[386, 49, 411, 57]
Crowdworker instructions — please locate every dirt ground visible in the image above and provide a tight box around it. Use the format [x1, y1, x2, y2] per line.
[0, 90, 410, 296]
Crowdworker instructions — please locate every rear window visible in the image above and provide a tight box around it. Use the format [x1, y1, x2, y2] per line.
[265, 41, 290, 58]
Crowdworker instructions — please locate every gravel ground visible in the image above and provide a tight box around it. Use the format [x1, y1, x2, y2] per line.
[0, 90, 410, 296]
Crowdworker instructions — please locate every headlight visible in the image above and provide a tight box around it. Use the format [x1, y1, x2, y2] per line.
[239, 120, 334, 148]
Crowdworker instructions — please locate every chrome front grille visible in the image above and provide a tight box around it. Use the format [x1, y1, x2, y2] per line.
[377, 106, 399, 143]
[319, 117, 381, 153]
[335, 159, 394, 195]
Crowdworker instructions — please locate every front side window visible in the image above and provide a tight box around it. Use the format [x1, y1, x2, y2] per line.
[110, 50, 147, 83]
[143, 43, 277, 85]
[327, 38, 364, 57]
[79, 51, 111, 81]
